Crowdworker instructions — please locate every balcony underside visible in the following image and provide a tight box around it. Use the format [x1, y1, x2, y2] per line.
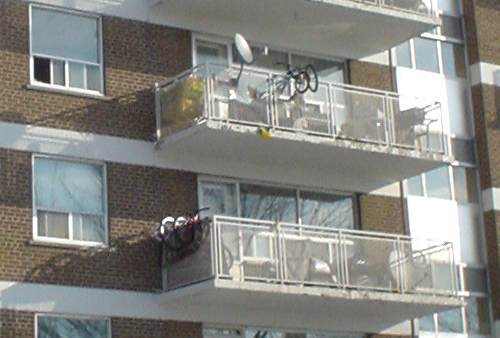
[156, 121, 448, 193]
[160, 279, 461, 333]
[152, 0, 439, 59]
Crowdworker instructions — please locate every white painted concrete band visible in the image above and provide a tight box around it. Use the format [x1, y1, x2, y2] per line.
[470, 62, 500, 87]
[482, 188, 500, 212]
[0, 281, 184, 321]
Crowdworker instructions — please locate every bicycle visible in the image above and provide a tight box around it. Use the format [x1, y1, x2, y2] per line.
[272, 62, 318, 95]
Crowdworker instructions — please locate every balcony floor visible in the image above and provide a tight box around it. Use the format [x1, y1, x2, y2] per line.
[160, 278, 461, 333]
[152, 0, 439, 59]
[156, 121, 450, 193]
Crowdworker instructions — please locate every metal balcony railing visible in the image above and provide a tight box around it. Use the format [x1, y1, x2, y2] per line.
[165, 215, 458, 298]
[348, 0, 437, 17]
[156, 64, 447, 157]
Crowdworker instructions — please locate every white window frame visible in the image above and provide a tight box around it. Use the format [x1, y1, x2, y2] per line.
[391, 10, 466, 79]
[31, 154, 108, 247]
[34, 313, 111, 338]
[29, 4, 105, 96]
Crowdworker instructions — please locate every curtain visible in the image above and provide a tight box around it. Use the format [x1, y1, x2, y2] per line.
[38, 316, 108, 338]
[35, 158, 104, 215]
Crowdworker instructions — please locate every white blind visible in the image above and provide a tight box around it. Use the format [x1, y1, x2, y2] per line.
[32, 7, 99, 63]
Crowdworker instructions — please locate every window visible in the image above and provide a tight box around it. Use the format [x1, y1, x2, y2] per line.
[30, 6, 103, 94]
[414, 37, 439, 73]
[33, 156, 107, 245]
[452, 167, 478, 203]
[437, 308, 464, 333]
[196, 40, 228, 66]
[36, 315, 109, 338]
[199, 178, 355, 229]
[442, 42, 466, 78]
[394, 41, 412, 68]
[425, 166, 452, 199]
[392, 13, 466, 79]
[466, 297, 492, 335]
[407, 174, 424, 196]
[194, 37, 346, 83]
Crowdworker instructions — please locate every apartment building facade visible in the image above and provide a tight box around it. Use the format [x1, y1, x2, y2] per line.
[0, 0, 498, 337]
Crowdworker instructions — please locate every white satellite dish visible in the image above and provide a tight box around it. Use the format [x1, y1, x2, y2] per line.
[234, 33, 253, 64]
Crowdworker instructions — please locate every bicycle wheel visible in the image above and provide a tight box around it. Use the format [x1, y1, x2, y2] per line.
[305, 64, 318, 92]
[294, 71, 310, 94]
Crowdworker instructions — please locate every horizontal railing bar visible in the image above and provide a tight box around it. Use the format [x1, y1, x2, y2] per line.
[206, 214, 457, 296]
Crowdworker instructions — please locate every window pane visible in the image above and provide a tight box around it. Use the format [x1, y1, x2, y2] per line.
[69, 62, 85, 89]
[234, 47, 287, 72]
[73, 214, 105, 242]
[395, 41, 412, 68]
[52, 59, 65, 85]
[463, 267, 488, 293]
[32, 7, 99, 63]
[438, 308, 464, 333]
[291, 54, 345, 83]
[441, 15, 462, 40]
[453, 167, 478, 203]
[414, 38, 439, 73]
[196, 40, 228, 66]
[425, 166, 451, 199]
[240, 184, 297, 223]
[34, 56, 50, 83]
[300, 191, 354, 229]
[407, 175, 424, 196]
[200, 181, 238, 218]
[442, 42, 465, 78]
[37, 210, 69, 239]
[466, 298, 492, 335]
[86, 65, 101, 92]
[34, 158, 105, 215]
[37, 316, 108, 338]
[419, 314, 435, 332]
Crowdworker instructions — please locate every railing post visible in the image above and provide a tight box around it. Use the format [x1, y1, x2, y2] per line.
[449, 243, 458, 296]
[384, 94, 392, 148]
[329, 83, 336, 139]
[396, 236, 405, 294]
[276, 222, 283, 284]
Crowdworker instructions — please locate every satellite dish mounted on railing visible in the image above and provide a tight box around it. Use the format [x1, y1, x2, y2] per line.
[234, 33, 254, 85]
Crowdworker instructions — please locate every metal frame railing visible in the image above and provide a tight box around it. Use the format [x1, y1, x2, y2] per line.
[348, 0, 437, 18]
[205, 215, 458, 297]
[155, 64, 448, 156]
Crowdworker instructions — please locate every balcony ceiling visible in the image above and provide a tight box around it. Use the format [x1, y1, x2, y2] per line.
[160, 279, 461, 333]
[156, 122, 449, 193]
[152, 0, 439, 59]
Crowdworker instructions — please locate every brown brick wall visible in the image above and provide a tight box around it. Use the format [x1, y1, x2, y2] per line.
[0, 310, 32, 338]
[0, 0, 192, 141]
[0, 310, 203, 338]
[463, 0, 500, 66]
[349, 60, 394, 92]
[358, 194, 405, 234]
[464, 0, 500, 322]
[0, 148, 198, 291]
[484, 211, 500, 320]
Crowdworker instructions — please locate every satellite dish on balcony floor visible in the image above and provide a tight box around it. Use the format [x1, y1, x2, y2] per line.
[235, 33, 253, 64]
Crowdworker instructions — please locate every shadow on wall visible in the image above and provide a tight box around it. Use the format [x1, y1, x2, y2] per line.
[0, 87, 158, 142]
[22, 231, 164, 292]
